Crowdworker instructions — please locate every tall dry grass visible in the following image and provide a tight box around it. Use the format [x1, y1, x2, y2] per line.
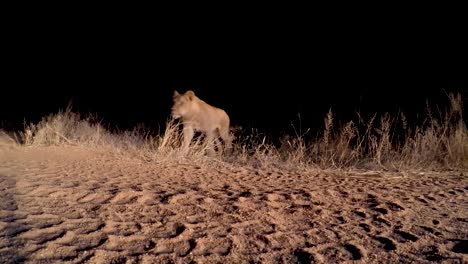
[17, 93, 467, 171]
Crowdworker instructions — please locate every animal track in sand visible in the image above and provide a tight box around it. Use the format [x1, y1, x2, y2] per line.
[147, 222, 186, 239]
[343, 243, 365, 260]
[422, 245, 446, 261]
[354, 209, 367, 218]
[293, 249, 314, 263]
[394, 229, 419, 242]
[374, 236, 397, 251]
[451, 239, 468, 254]
[386, 201, 405, 211]
[359, 223, 372, 233]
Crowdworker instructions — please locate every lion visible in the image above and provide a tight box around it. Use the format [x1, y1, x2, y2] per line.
[171, 90, 232, 155]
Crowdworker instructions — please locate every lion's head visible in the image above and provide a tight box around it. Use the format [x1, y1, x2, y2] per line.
[171, 90, 196, 119]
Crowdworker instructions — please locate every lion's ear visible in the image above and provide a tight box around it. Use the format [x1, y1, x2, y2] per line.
[173, 90, 180, 98]
[185, 90, 195, 100]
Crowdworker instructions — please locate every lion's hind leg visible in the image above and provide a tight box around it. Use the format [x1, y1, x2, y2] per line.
[219, 127, 233, 155]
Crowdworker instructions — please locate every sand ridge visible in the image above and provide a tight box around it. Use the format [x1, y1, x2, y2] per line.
[0, 146, 467, 263]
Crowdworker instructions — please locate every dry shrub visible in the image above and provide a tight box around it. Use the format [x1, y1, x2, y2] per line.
[16, 93, 467, 171]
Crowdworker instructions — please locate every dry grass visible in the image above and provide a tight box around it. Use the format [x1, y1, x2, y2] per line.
[16, 93, 467, 171]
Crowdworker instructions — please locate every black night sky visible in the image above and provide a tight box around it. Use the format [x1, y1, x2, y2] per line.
[2, 17, 467, 137]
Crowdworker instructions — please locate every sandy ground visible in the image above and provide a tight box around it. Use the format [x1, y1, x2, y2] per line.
[0, 144, 467, 263]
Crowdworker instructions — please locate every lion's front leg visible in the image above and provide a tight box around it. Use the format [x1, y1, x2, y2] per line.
[182, 126, 194, 152]
[205, 130, 217, 156]
[219, 127, 232, 154]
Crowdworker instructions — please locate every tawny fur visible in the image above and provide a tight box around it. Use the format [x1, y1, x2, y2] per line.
[172, 90, 232, 154]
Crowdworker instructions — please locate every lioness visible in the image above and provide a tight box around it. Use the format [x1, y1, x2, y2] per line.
[171, 90, 232, 154]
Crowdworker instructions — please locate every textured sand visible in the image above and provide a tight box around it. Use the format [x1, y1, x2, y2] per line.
[0, 145, 467, 263]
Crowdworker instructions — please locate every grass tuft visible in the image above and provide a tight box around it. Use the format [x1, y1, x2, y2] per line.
[13, 93, 467, 171]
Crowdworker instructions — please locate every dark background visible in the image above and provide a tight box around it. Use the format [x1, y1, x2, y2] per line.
[2, 14, 467, 138]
